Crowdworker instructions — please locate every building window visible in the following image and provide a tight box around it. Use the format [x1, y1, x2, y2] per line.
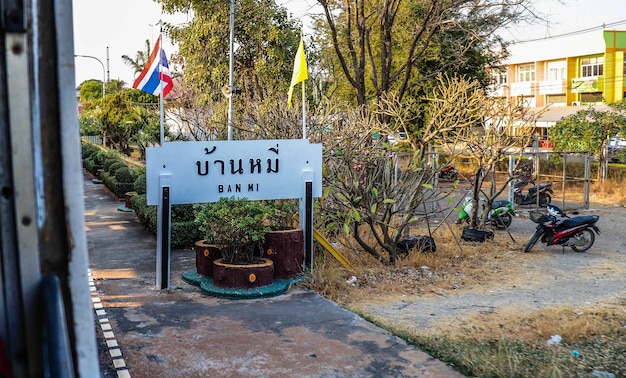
[547, 61, 566, 81]
[547, 94, 566, 104]
[518, 64, 535, 82]
[581, 92, 603, 103]
[581, 57, 603, 77]
[491, 68, 507, 86]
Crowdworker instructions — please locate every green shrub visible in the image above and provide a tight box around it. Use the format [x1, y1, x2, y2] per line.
[103, 158, 122, 173]
[81, 142, 99, 156]
[84, 158, 99, 175]
[101, 172, 114, 188]
[172, 203, 195, 222]
[171, 220, 202, 248]
[131, 165, 146, 178]
[115, 167, 134, 183]
[99, 166, 135, 198]
[92, 151, 107, 166]
[130, 194, 157, 232]
[130, 194, 200, 248]
[134, 174, 147, 194]
[108, 162, 126, 175]
[195, 197, 275, 264]
[113, 183, 135, 198]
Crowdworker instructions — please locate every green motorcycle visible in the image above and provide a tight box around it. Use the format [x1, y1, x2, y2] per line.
[455, 196, 515, 229]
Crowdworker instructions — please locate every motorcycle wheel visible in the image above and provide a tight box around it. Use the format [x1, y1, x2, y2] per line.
[539, 194, 552, 206]
[492, 213, 513, 229]
[570, 229, 595, 252]
[524, 229, 543, 252]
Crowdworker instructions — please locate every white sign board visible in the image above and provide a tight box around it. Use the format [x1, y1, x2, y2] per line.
[146, 139, 322, 205]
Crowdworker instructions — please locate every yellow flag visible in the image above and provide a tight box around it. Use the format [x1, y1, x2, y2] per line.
[287, 37, 308, 107]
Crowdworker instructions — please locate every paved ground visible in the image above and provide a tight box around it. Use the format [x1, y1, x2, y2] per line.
[84, 174, 464, 378]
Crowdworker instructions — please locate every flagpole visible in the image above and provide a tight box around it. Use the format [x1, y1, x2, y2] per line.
[301, 82, 306, 139]
[158, 33, 165, 145]
[160, 80, 164, 145]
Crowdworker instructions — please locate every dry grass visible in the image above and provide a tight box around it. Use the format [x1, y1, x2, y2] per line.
[587, 179, 626, 206]
[431, 301, 626, 346]
[307, 224, 526, 305]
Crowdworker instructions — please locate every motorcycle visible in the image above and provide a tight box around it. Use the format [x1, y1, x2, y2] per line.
[455, 196, 515, 229]
[513, 177, 553, 206]
[439, 165, 458, 180]
[524, 204, 600, 252]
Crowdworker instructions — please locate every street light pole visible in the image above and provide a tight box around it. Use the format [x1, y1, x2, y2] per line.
[74, 54, 106, 98]
[227, 0, 235, 141]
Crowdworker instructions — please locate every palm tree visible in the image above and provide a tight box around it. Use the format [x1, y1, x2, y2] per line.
[121, 39, 152, 78]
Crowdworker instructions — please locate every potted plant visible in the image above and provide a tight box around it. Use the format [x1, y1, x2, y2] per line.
[195, 197, 276, 288]
[262, 200, 305, 279]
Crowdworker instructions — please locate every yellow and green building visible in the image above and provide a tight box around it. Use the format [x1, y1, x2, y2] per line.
[490, 30, 626, 107]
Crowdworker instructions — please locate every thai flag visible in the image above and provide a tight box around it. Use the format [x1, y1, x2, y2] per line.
[132, 34, 174, 98]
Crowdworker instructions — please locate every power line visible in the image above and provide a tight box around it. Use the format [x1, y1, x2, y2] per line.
[511, 20, 626, 45]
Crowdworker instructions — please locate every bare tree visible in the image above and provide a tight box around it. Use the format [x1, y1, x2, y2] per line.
[308, 98, 455, 265]
[426, 74, 541, 229]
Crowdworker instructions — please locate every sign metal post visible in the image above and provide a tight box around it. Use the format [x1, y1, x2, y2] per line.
[156, 174, 171, 289]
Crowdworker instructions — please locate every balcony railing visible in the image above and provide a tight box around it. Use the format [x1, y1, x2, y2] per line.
[539, 80, 566, 95]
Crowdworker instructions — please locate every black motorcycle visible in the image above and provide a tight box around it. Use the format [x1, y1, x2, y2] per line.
[513, 177, 553, 206]
[524, 204, 600, 252]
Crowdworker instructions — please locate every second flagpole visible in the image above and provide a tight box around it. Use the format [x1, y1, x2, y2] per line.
[302, 81, 306, 139]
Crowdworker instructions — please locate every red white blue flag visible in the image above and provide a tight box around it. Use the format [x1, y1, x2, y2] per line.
[132, 34, 173, 98]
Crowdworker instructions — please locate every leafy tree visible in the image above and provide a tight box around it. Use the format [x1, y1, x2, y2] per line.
[550, 101, 626, 180]
[314, 0, 534, 118]
[126, 105, 162, 159]
[158, 0, 302, 137]
[78, 79, 104, 102]
[122, 39, 152, 77]
[90, 89, 162, 154]
[78, 115, 101, 136]
[106, 79, 126, 93]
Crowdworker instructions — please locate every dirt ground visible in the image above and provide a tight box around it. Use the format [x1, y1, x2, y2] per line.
[346, 201, 626, 338]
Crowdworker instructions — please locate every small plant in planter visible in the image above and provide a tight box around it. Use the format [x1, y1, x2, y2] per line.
[266, 199, 299, 231]
[262, 199, 305, 279]
[195, 197, 275, 265]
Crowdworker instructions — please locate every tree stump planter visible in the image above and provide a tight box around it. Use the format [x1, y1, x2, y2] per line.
[263, 228, 304, 279]
[194, 240, 222, 277]
[212, 258, 274, 288]
[124, 191, 137, 209]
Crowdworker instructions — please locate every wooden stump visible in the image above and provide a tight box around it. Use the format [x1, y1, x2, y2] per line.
[212, 259, 274, 288]
[194, 241, 222, 277]
[124, 191, 137, 209]
[263, 229, 304, 279]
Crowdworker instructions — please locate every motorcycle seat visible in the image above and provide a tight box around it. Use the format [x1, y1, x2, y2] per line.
[491, 200, 511, 208]
[556, 215, 599, 229]
[528, 182, 552, 193]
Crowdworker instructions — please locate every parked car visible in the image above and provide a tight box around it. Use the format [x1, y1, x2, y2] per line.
[608, 136, 626, 163]
[387, 132, 407, 145]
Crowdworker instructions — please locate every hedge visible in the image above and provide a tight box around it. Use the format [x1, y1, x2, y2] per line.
[130, 194, 201, 248]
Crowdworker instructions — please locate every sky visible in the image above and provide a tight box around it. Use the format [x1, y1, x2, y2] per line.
[72, 0, 626, 87]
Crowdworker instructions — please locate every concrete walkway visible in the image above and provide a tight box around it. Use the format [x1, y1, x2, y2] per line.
[84, 173, 464, 377]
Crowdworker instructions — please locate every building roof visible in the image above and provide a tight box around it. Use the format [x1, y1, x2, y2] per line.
[504, 29, 609, 65]
[530, 104, 611, 127]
